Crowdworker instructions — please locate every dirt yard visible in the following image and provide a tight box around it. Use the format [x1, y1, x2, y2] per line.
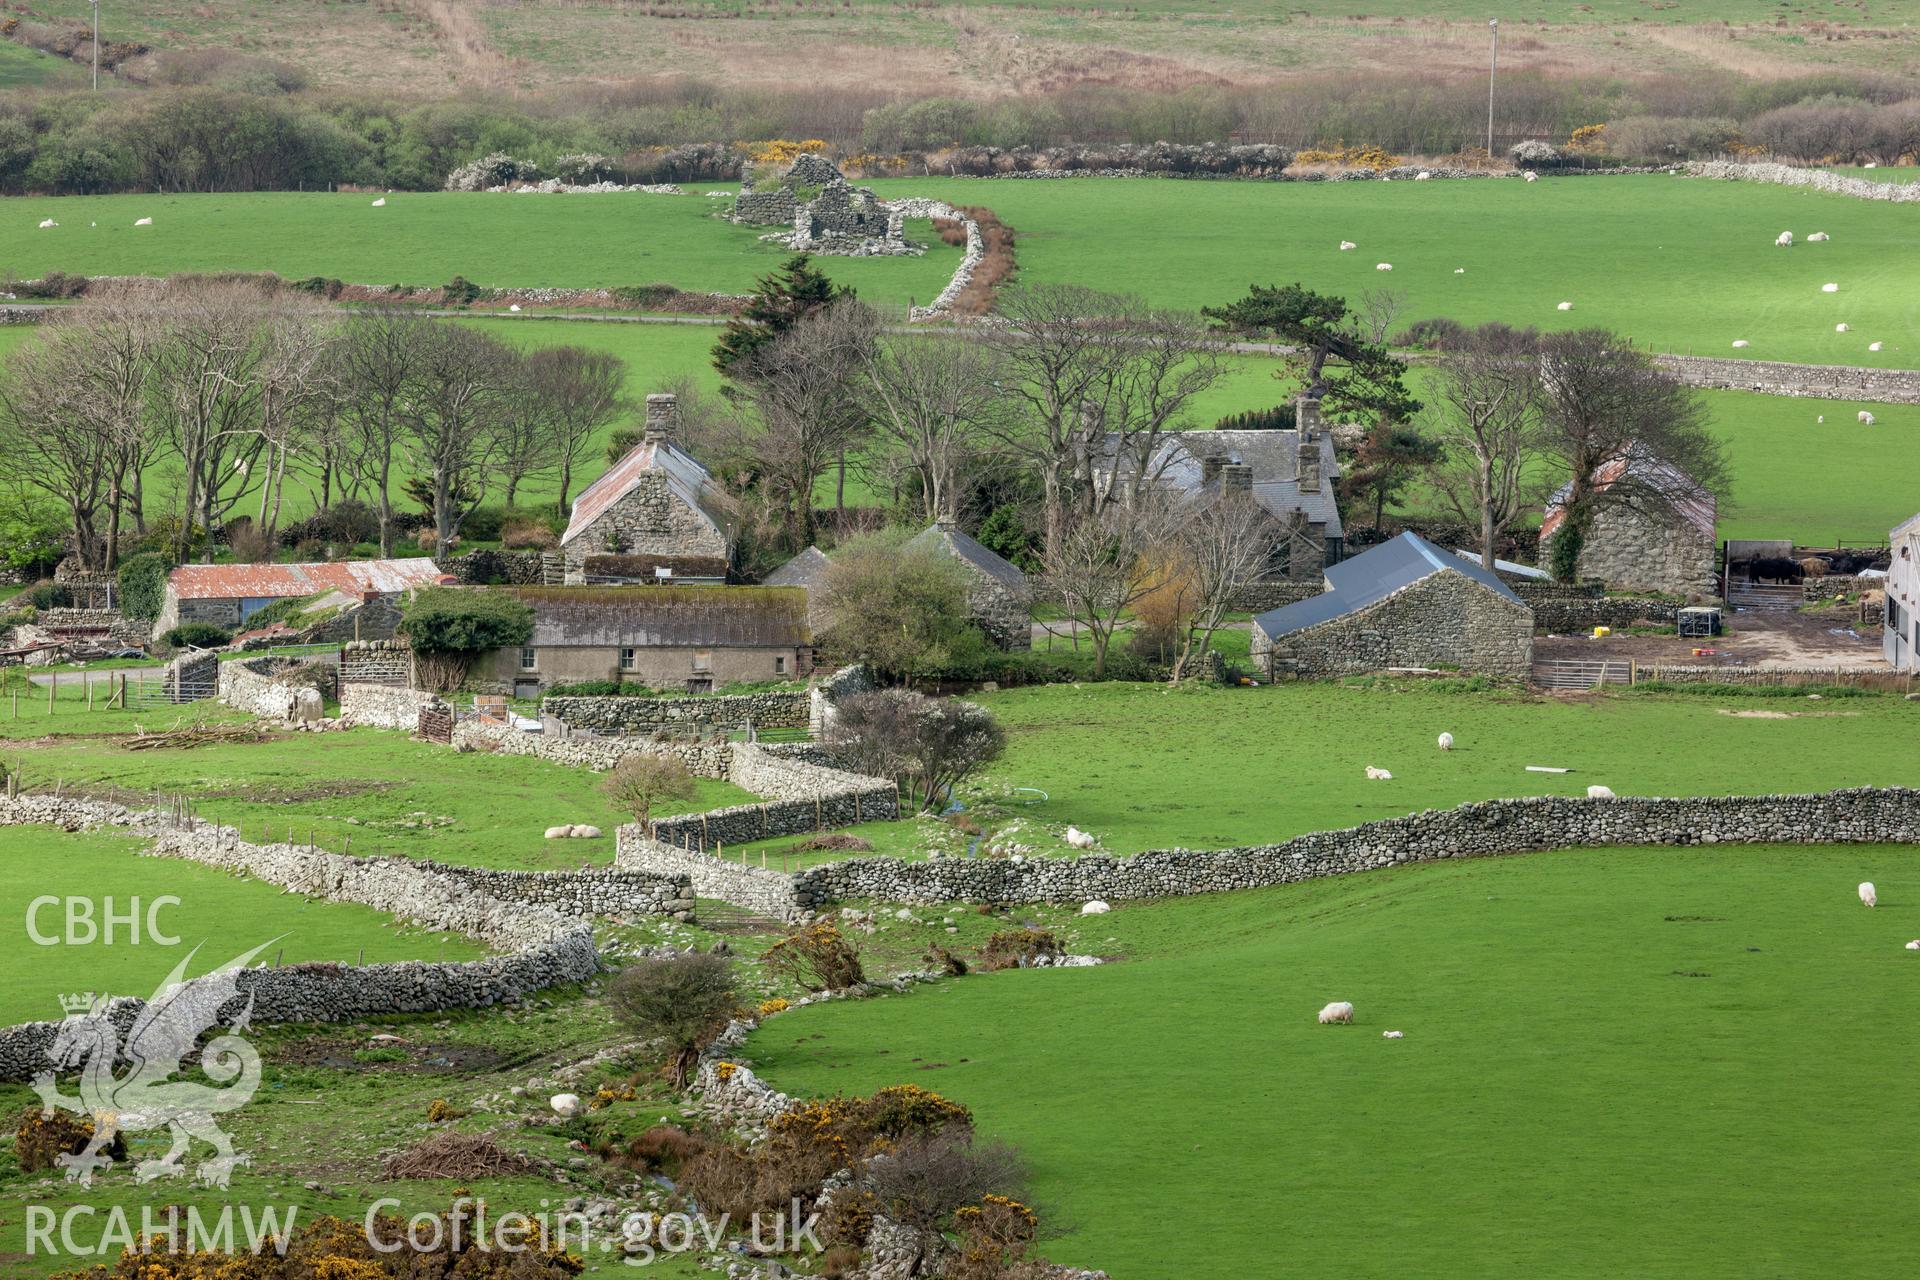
[1535, 604, 1884, 670]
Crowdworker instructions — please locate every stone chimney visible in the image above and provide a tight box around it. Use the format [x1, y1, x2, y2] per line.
[1296, 394, 1323, 493]
[644, 393, 678, 445]
[1200, 456, 1227, 488]
[1222, 463, 1254, 497]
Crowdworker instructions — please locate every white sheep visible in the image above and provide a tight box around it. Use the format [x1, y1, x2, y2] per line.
[1587, 785, 1616, 800]
[36, 218, 55, 229]
[1869, 341, 1883, 352]
[1437, 732, 1454, 751]
[1822, 282, 1839, 293]
[1808, 231, 1830, 242]
[1859, 881, 1877, 908]
[549, 1093, 583, 1117]
[1416, 171, 1431, 180]
[1775, 231, 1793, 247]
[1318, 1001, 1354, 1025]
[569, 824, 603, 839]
[1064, 825, 1097, 849]
[1905, 940, 1919, 950]
[1339, 240, 1356, 250]
[133, 217, 152, 226]
[372, 197, 386, 207]
[1836, 323, 1850, 333]
[1865, 162, 1878, 169]
[1523, 171, 1538, 182]
[1454, 267, 1466, 273]
[1818, 415, 1825, 424]
[1557, 301, 1574, 311]
[1365, 766, 1393, 780]
[543, 825, 572, 840]
[1376, 263, 1393, 271]
[1859, 411, 1877, 425]
[508, 303, 522, 312]
[1732, 340, 1750, 349]
[1382, 1030, 1404, 1039]
[1080, 900, 1111, 915]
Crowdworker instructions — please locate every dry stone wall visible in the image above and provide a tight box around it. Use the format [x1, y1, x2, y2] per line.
[217, 656, 327, 721]
[1532, 596, 1682, 633]
[545, 690, 809, 734]
[1655, 354, 1920, 404]
[1684, 160, 1920, 204]
[339, 640, 410, 686]
[616, 832, 807, 921]
[340, 683, 439, 730]
[454, 719, 734, 777]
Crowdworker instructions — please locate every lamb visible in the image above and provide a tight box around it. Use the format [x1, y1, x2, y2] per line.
[1415, 171, 1431, 180]
[1523, 171, 1538, 182]
[1859, 411, 1877, 425]
[1818, 415, 1825, 424]
[1339, 240, 1356, 250]
[1454, 267, 1466, 274]
[1557, 301, 1574, 311]
[133, 217, 152, 226]
[1835, 323, 1850, 333]
[1822, 282, 1839, 293]
[1587, 785, 1616, 800]
[1869, 342, 1883, 352]
[36, 218, 55, 229]
[372, 197, 386, 207]
[1365, 766, 1393, 780]
[1859, 881, 1877, 908]
[1064, 826, 1097, 849]
[1906, 940, 1919, 950]
[508, 303, 522, 312]
[1437, 732, 1454, 751]
[1317, 1001, 1354, 1025]
[1376, 263, 1393, 271]
[1731, 340, 1750, 348]
[1775, 231, 1793, 247]
[1807, 232, 1830, 242]
[1382, 1030, 1404, 1039]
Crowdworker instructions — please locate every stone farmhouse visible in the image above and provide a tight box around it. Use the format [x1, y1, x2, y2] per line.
[559, 393, 734, 586]
[154, 558, 444, 640]
[1538, 449, 1717, 596]
[903, 522, 1032, 651]
[1885, 511, 1919, 671]
[1090, 395, 1345, 586]
[1251, 531, 1534, 678]
[481, 585, 812, 697]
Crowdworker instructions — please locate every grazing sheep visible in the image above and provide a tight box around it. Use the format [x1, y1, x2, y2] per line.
[543, 825, 571, 840]
[1587, 785, 1616, 799]
[1822, 282, 1839, 292]
[1859, 411, 1877, 425]
[1365, 766, 1393, 780]
[1808, 231, 1830, 242]
[1339, 240, 1357, 250]
[1836, 323, 1850, 333]
[1732, 340, 1749, 348]
[1064, 826, 1097, 849]
[1775, 231, 1793, 247]
[1906, 940, 1919, 950]
[1080, 900, 1111, 915]
[508, 303, 522, 312]
[133, 217, 152, 226]
[1318, 1001, 1354, 1025]
[1376, 263, 1393, 271]
[1454, 267, 1466, 273]
[1818, 415, 1825, 423]
[1557, 301, 1574, 311]
[1523, 171, 1538, 182]
[1416, 171, 1431, 180]
[36, 219, 55, 229]
[570, 824, 603, 839]
[372, 197, 387, 207]
[1382, 1030, 1404, 1039]
[1859, 881, 1877, 908]
[1437, 732, 1454, 751]
[549, 1093, 583, 1118]
[1869, 342, 1883, 352]
[1865, 162, 1878, 169]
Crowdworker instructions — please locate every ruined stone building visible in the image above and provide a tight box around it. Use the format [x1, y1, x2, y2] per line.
[1538, 448, 1717, 596]
[1251, 531, 1534, 679]
[731, 153, 903, 254]
[480, 585, 812, 697]
[559, 394, 735, 586]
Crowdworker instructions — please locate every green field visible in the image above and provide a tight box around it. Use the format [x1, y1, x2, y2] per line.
[751, 841, 1920, 1278]
[7, 722, 753, 869]
[752, 682, 1920, 859]
[0, 825, 482, 1027]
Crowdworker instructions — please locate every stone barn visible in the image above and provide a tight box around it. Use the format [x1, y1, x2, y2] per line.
[1538, 450, 1717, 595]
[559, 393, 734, 586]
[481, 585, 812, 697]
[764, 545, 833, 631]
[154, 558, 444, 640]
[1251, 532, 1534, 679]
[903, 522, 1032, 651]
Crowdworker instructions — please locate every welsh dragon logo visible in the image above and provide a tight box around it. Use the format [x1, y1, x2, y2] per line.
[32, 940, 275, 1189]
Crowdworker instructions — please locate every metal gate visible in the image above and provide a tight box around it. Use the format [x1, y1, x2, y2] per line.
[1534, 659, 1632, 691]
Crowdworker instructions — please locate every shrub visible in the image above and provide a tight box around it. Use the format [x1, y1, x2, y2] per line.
[976, 928, 1063, 972]
[398, 587, 533, 691]
[0, 502, 66, 576]
[600, 753, 697, 829]
[500, 519, 557, 550]
[16, 1107, 125, 1172]
[22, 581, 71, 610]
[460, 506, 509, 542]
[763, 921, 866, 993]
[542, 680, 666, 697]
[441, 275, 483, 307]
[1509, 138, 1560, 166]
[161, 622, 233, 649]
[817, 532, 979, 685]
[609, 953, 738, 1084]
[823, 689, 1006, 813]
[552, 152, 615, 183]
[860, 1130, 1028, 1234]
[623, 1123, 710, 1174]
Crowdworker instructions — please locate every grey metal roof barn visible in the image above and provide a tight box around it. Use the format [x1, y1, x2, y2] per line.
[501, 585, 811, 649]
[765, 545, 833, 590]
[1255, 532, 1523, 638]
[904, 523, 1029, 593]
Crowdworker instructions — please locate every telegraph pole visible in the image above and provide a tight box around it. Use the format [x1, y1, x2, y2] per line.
[1482, 17, 1497, 160]
[91, 1, 101, 91]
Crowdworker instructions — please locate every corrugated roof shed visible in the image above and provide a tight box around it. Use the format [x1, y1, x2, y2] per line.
[503, 586, 811, 648]
[765, 546, 832, 589]
[167, 559, 445, 601]
[1541, 447, 1716, 543]
[904, 523, 1028, 593]
[1255, 532, 1524, 640]
[561, 440, 731, 547]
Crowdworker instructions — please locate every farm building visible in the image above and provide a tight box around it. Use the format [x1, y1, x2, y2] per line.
[558, 393, 734, 586]
[154, 558, 444, 640]
[1885, 512, 1920, 671]
[1088, 394, 1344, 584]
[1538, 449, 1717, 596]
[1251, 531, 1534, 679]
[902, 521, 1032, 651]
[764, 545, 833, 630]
[480, 585, 812, 697]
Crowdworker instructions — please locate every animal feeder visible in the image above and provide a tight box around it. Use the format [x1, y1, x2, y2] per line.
[1677, 606, 1723, 639]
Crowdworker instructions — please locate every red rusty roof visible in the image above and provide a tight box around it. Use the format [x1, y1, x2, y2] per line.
[166, 558, 445, 602]
[562, 439, 731, 547]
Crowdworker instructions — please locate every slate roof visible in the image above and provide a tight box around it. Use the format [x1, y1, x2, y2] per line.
[166, 559, 445, 601]
[764, 546, 832, 589]
[502, 586, 811, 648]
[1541, 447, 1716, 543]
[904, 523, 1029, 593]
[1254, 532, 1525, 640]
[561, 439, 731, 548]
[1093, 429, 1344, 538]
[1451, 548, 1551, 581]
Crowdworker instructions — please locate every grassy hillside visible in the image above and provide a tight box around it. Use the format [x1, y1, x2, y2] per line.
[752, 840, 1920, 1278]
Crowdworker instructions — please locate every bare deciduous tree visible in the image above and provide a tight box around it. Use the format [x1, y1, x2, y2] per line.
[397, 322, 519, 558]
[1422, 323, 1549, 569]
[334, 306, 429, 557]
[1081, 305, 1229, 520]
[529, 345, 627, 515]
[862, 332, 1009, 524]
[0, 329, 120, 571]
[1042, 496, 1177, 680]
[1169, 495, 1280, 682]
